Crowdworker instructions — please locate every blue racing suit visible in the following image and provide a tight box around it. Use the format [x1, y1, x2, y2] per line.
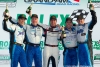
[25, 24, 44, 67]
[2, 19, 27, 67]
[62, 27, 78, 67]
[77, 10, 97, 67]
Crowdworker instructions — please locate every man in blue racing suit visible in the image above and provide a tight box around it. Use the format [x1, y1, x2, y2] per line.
[25, 14, 44, 67]
[2, 12, 19, 59]
[61, 18, 78, 67]
[76, 4, 97, 67]
[2, 14, 28, 67]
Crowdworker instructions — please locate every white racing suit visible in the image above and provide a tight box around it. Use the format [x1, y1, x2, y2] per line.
[39, 23, 61, 67]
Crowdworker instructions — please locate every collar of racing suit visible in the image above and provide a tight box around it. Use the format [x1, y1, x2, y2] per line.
[65, 27, 75, 31]
[17, 23, 23, 28]
[31, 24, 38, 28]
[78, 23, 85, 26]
[50, 26, 56, 28]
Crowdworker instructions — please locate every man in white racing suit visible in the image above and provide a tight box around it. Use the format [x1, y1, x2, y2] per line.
[39, 15, 61, 67]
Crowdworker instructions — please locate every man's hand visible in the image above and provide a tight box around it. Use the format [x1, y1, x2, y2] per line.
[28, 11, 32, 17]
[3, 12, 10, 18]
[89, 4, 94, 10]
[61, 34, 64, 39]
[4, 17, 8, 21]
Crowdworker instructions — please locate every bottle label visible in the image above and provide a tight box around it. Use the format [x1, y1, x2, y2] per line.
[63, 34, 66, 37]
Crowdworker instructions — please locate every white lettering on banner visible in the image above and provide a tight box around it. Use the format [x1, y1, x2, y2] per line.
[88, 3, 100, 8]
[0, 3, 16, 7]
[0, 0, 17, 7]
[87, 0, 100, 8]
[24, 0, 80, 5]
[0, 54, 10, 65]
[24, 0, 68, 3]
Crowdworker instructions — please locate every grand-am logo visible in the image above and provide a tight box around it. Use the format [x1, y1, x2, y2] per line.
[24, 0, 80, 5]
[87, 0, 100, 8]
[0, 0, 17, 7]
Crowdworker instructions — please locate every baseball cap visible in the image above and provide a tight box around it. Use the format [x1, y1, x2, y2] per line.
[18, 14, 27, 20]
[31, 14, 38, 18]
[77, 15, 84, 20]
[50, 15, 57, 20]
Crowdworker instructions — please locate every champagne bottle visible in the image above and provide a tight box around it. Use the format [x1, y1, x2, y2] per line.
[62, 26, 66, 38]
[26, 4, 33, 14]
[89, 0, 93, 10]
[4, 4, 9, 18]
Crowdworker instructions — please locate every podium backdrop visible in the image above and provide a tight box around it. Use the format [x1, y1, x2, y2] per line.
[0, 0, 100, 67]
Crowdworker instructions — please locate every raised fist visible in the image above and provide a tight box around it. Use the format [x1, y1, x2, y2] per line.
[3, 11, 10, 18]
[89, 4, 94, 10]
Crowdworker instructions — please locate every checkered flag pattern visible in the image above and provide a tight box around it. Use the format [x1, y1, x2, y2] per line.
[70, 9, 89, 21]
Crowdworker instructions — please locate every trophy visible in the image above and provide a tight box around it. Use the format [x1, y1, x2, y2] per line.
[26, 4, 33, 14]
[4, 4, 9, 20]
[62, 25, 66, 38]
